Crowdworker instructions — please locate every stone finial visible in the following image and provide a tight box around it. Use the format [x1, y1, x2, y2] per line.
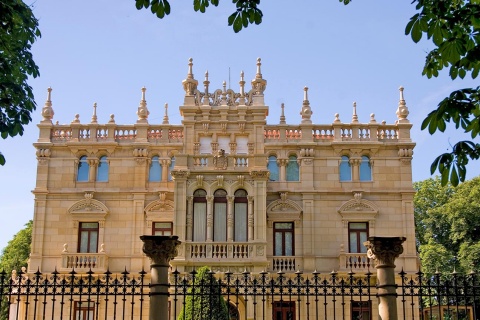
[364, 236, 406, 268]
[334, 113, 341, 123]
[91, 103, 98, 124]
[140, 235, 181, 267]
[41, 87, 54, 123]
[202, 70, 210, 106]
[396, 86, 410, 123]
[238, 71, 246, 105]
[352, 102, 358, 123]
[280, 103, 286, 124]
[182, 58, 198, 96]
[251, 58, 267, 95]
[370, 113, 376, 123]
[71, 114, 80, 124]
[163, 103, 169, 124]
[137, 87, 149, 123]
[300, 86, 312, 124]
[108, 114, 115, 124]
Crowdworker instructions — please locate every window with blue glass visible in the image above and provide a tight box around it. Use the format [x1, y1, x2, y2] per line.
[359, 156, 372, 181]
[77, 156, 89, 182]
[149, 156, 162, 182]
[286, 155, 299, 181]
[267, 155, 279, 181]
[339, 156, 352, 181]
[168, 156, 175, 181]
[96, 156, 109, 182]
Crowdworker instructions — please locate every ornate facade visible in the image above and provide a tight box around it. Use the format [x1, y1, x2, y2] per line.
[29, 58, 417, 279]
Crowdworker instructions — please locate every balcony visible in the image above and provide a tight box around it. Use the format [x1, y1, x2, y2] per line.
[186, 242, 250, 260]
[268, 256, 302, 272]
[60, 252, 108, 273]
[339, 253, 372, 272]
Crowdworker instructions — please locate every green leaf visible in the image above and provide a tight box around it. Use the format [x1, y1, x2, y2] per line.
[233, 15, 242, 33]
[411, 21, 423, 43]
[136, 0, 145, 10]
[0, 153, 5, 166]
[451, 166, 459, 186]
[228, 12, 237, 26]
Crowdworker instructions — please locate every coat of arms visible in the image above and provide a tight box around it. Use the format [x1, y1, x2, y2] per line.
[213, 149, 228, 170]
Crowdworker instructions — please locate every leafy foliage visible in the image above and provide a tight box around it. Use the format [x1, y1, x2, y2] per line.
[177, 266, 229, 320]
[0, 0, 41, 165]
[414, 177, 480, 275]
[405, 0, 480, 186]
[135, 0, 262, 33]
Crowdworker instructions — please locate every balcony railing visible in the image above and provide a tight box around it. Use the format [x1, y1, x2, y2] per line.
[269, 256, 302, 272]
[186, 242, 250, 259]
[339, 252, 372, 271]
[61, 252, 108, 272]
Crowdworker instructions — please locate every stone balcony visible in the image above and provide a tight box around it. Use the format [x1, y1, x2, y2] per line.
[60, 252, 109, 273]
[339, 252, 372, 272]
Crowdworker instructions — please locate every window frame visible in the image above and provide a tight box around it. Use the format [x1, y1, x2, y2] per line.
[193, 189, 207, 242]
[351, 301, 372, 320]
[74, 301, 95, 320]
[339, 155, 352, 181]
[267, 155, 279, 181]
[77, 155, 89, 182]
[213, 189, 227, 242]
[152, 222, 173, 236]
[286, 155, 299, 181]
[78, 222, 99, 253]
[234, 189, 248, 242]
[348, 222, 369, 253]
[96, 155, 109, 182]
[359, 155, 372, 181]
[273, 222, 295, 256]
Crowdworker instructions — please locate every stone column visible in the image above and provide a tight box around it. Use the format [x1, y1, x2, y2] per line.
[186, 196, 193, 241]
[227, 196, 235, 241]
[140, 235, 181, 320]
[364, 236, 406, 320]
[206, 195, 214, 241]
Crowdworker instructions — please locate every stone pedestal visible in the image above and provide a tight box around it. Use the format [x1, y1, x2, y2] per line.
[364, 237, 405, 320]
[140, 235, 181, 320]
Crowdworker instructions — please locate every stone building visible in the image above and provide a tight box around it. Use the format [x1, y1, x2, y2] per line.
[28, 58, 417, 319]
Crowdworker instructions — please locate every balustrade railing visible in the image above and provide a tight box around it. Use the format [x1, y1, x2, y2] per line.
[339, 253, 372, 271]
[61, 252, 108, 272]
[187, 242, 250, 259]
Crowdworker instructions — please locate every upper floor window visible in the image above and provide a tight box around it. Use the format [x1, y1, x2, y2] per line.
[218, 137, 230, 154]
[199, 136, 212, 154]
[78, 222, 99, 253]
[193, 189, 207, 242]
[236, 136, 248, 154]
[339, 155, 352, 181]
[274, 222, 294, 256]
[234, 189, 248, 242]
[152, 222, 173, 236]
[96, 156, 109, 182]
[168, 156, 175, 181]
[359, 156, 372, 181]
[213, 189, 227, 242]
[149, 156, 162, 182]
[286, 155, 299, 181]
[77, 156, 89, 182]
[267, 155, 279, 181]
[348, 222, 368, 253]
[74, 302, 95, 320]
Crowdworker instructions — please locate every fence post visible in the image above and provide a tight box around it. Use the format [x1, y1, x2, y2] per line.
[364, 236, 406, 320]
[140, 235, 181, 320]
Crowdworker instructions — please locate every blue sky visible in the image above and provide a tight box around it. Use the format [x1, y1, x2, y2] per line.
[0, 1, 479, 251]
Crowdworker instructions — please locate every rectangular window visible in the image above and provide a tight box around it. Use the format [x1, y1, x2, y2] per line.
[74, 301, 94, 320]
[193, 201, 207, 242]
[273, 301, 295, 320]
[218, 136, 230, 154]
[274, 222, 294, 256]
[199, 136, 212, 154]
[214, 201, 227, 241]
[236, 136, 248, 154]
[78, 222, 99, 253]
[152, 222, 173, 236]
[348, 222, 368, 253]
[351, 301, 371, 320]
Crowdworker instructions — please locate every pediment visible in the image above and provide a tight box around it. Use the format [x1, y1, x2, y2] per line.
[338, 196, 378, 221]
[68, 193, 109, 219]
[266, 197, 302, 225]
[144, 200, 175, 213]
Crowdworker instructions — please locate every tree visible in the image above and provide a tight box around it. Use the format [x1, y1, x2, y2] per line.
[178, 266, 229, 320]
[137, 0, 479, 186]
[0, 0, 41, 165]
[414, 177, 480, 275]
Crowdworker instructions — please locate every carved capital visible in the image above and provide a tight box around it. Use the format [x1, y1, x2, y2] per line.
[170, 170, 189, 180]
[140, 235, 181, 267]
[249, 170, 270, 179]
[364, 236, 406, 268]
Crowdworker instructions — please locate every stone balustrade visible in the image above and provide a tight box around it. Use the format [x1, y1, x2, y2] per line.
[269, 256, 302, 272]
[61, 252, 108, 272]
[339, 252, 372, 271]
[186, 242, 250, 259]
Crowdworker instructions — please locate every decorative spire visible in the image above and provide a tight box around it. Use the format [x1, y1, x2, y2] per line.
[280, 103, 286, 124]
[41, 87, 54, 123]
[221, 81, 228, 106]
[238, 71, 246, 105]
[162, 103, 169, 124]
[351, 102, 358, 123]
[202, 71, 210, 106]
[251, 58, 267, 96]
[91, 103, 98, 124]
[396, 86, 410, 123]
[182, 58, 198, 97]
[300, 86, 312, 124]
[136, 87, 150, 123]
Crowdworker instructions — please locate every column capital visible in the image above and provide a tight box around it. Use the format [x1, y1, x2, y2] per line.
[140, 235, 181, 267]
[364, 236, 406, 268]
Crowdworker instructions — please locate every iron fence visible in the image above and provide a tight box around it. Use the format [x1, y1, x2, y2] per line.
[0, 268, 479, 320]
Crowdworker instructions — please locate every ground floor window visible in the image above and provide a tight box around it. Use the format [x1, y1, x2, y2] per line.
[351, 301, 371, 320]
[273, 301, 295, 320]
[74, 301, 94, 320]
[274, 222, 294, 256]
[152, 222, 173, 235]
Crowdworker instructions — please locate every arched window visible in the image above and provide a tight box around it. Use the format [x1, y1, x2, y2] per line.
[77, 156, 89, 182]
[339, 155, 352, 181]
[234, 189, 248, 242]
[213, 189, 227, 242]
[168, 156, 175, 181]
[359, 156, 372, 181]
[193, 189, 207, 242]
[96, 156, 109, 182]
[149, 156, 162, 182]
[267, 155, 279, 181]
[286, 155, 299, 181]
